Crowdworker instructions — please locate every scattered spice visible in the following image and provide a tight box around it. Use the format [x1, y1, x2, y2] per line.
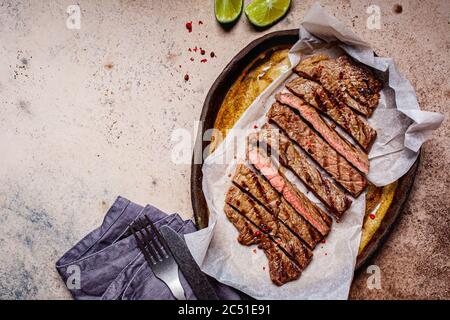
[184, 74, 189, 81]
[190, 57, 194, 62]
[228, 173, 232, 178]
[259, 224, 271, 233]
[193, 46, 198, 52]
[321, 239, 326, 244]
[188, 48, 192, 52]
[369, 213, 376, 220]
[200, 58, 207, 63]
[198, 20, 203, 25]
[178, 65, 181, 68]
[253, 124, 258, 129]
[254, 231, 261, 236]
[324, 253, 328, 256]
[200, 49, 206, 55]
[104, 63, 114, 70]
[210, 51, 215, 58]
[262, 266, 266, 271]
[252, 249, 257, 254]
[393, 4, 403, 14]
[185, 21, 193, 32]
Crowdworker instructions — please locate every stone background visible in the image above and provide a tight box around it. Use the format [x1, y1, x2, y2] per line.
[0, 0, 448, 299]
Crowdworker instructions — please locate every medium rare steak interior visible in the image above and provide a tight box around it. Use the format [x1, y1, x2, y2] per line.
[249, 125, 352, 219]
[247, 145, 332, 236]
[232, 164, 323, 248]
[275, 92, 369, 174]
[285, 76, 377, 150]
[267, 102, 367, 197]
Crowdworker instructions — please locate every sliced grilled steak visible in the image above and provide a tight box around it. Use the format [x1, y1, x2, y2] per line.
[276, 92, 369, 174]
[249, 125, 352, 219]
[226, 185, 278, 235]
[246, 145, 332, 236]
[294, 55, 381, 117]
[336, 56, 382, 110]
[267, 102, 367, 197]
[224, 203, 261, 246]
[259, 233, 302, 286]
[226, 185, 313, 269]
[224, 204, 301, 285]
[232, 164, 323, 248]
[286, 77, 377, 150]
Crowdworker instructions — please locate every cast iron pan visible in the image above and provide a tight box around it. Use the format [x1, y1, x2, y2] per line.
[190, 29, 419, 271]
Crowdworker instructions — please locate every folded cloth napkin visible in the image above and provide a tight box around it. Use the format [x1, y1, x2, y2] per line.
[56, 196, 241, 300]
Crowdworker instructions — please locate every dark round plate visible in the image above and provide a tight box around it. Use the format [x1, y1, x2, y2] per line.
[190, 29, 419, 271]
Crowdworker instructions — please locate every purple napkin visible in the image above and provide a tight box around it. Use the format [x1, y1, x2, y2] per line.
[56, 196, 241, 300]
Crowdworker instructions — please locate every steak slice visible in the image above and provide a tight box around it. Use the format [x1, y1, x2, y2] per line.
[286, 76, 377, 150]
[232, 164, 323, 248]
[249, 125, 352, 219]
[336, 56, 382, 110]
[224, 204, 301, 285]
[226, 185, 313, 269]
[276, 92, 369, 174]
[294, 55, 381, 117]
[224, 203, 261, 246]
[246, 145, 332, 236]
[267, 102, 367, 197]
[259, 233, 302, 286]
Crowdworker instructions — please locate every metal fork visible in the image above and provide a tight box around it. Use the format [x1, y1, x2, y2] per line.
[129, 215, 186, 300]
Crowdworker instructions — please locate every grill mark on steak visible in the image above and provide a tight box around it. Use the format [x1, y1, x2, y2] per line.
[224, 203, 260, 246]
[232, 163, 323, 248]
[336, 56, 382, 111]
[249, 125, 352, 219]
[224, 204, 301, 285]
[285, 77, 377, 150]
[246, 145, 332, 236]
[226, 185, 313, 269]
[275, 92, 369, 174]
[258, 233, 302, 286]
[294, 55, 382, 117]
[267, 102, 367, 197]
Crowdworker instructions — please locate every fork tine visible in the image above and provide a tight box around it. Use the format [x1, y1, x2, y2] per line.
[135, 219, 161, 261]
[144, 215, 170, 253]
[130, 225, 155, 265]
[139, 216, 167, 259]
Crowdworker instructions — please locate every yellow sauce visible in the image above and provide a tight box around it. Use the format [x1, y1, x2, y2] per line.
[359, 182, 398, 254]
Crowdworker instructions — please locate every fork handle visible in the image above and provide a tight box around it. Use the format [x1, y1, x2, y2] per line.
[165, 270, 186, 300]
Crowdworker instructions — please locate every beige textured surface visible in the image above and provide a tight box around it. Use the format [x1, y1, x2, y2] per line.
[0, 0, 448, 299]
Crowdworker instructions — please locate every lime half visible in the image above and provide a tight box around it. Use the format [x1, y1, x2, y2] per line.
[215, 0, 243, 24]
[245, 0, 291, 27]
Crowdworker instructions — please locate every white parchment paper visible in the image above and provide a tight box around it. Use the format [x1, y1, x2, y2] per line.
[185, 3, 444, 300]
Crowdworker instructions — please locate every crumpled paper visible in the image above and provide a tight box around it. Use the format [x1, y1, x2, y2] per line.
[185, 3, 444, 300]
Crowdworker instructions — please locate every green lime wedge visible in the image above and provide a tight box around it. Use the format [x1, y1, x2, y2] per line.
[215, 0, 243, 24]
[245, 0, 291, 28]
